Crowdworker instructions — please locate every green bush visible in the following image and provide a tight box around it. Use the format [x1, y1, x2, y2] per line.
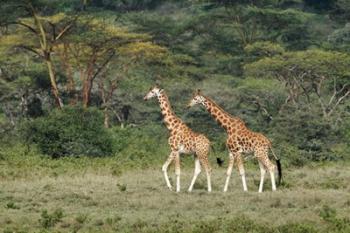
[269, 105, 348, 164]
[109, 124, 170, 168]
[21, 106, 113, 158]
[39, 209, 64, 228]
[319, 205, 350, 232]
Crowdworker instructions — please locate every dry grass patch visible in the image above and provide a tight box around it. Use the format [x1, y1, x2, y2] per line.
[0, 162, 350, 232]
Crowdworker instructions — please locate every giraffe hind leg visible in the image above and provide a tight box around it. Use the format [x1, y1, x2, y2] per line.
[270, 169, 277, 191]
[198, 154, 212, 192]
[258, 151, 277, 191]
[258, 161, 266, 193]
[174, 152, 181, 192]
[188, 157, 201, 192]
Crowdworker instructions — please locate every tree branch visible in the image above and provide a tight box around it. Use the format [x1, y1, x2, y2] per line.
[327, 77, 338, 106]
[91, 50, 116, 81]
[327, 90, 350, 117]
[6, 21, 38, 34]
[55, 16, 78, 41]
[16, 45, 42, 57]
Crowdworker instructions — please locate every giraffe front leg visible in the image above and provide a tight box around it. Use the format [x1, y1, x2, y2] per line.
[236, 154, 248, 192]
[224, 152, 234, 192]
[174, 152, 181, 192]
[196, 154, 212, 192]
[162, 152, 175, 190]
[188, 157, 201, 192]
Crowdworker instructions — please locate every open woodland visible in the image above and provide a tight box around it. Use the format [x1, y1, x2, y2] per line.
[0, 0, 349, 232]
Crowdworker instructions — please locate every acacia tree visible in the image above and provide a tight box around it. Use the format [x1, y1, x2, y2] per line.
[244, 49, 350, 119]
[0, 1, 80, 108]
[55, 18, 166, 108]
[197, 0, 314, 49]
[97, 41, 167, 127]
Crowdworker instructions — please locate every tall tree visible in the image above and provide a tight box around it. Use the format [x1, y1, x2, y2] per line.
[0, 1, 78, 108]
[56, 18, 166, 108]
[244, 49, 350, 119]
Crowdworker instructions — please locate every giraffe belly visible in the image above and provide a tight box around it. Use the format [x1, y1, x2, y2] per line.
[178, 144, 192, 154]
[241, 145, 253, 153]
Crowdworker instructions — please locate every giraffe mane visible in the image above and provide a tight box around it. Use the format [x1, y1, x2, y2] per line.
[202, 94, 234, 119]
[159, 89, 174, 112]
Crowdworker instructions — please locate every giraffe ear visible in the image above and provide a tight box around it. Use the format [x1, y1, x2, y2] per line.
[196, 89, 201, 95]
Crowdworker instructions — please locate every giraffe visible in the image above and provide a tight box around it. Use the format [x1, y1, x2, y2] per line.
[187, 90, 282, 192]
[144, 86, 212, 192]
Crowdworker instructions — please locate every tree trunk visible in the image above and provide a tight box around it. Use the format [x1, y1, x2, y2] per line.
[104, 107, 110, 128]
[82, 78, 93, 108]
[45, 56, 63, 108]
[60, 43, 76, 105]
[29, 4, 63, 109]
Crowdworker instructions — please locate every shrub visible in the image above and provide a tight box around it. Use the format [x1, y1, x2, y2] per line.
[269, 105, 348, 164]
[319, 205, 350, 232]
[6, 201, 19, 209]
[39, 209, 64, 228]
[109, 124, 170, 167]
[21, 106, 113, 158]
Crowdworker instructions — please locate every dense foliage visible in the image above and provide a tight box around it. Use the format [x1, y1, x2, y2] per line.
[0, 0, 349, 164]
[21, 106, 113, 157]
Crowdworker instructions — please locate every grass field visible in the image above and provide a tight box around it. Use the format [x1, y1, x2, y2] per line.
[1, 152, 350, 233]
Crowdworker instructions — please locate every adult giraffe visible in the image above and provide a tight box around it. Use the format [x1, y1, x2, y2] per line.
[187, 90, 282, 192]
[144, 86, 212, 192]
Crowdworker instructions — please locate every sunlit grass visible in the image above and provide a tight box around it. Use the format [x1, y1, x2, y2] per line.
[1, 153, 349, 232]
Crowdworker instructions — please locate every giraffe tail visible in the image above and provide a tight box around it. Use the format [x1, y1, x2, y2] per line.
[210, 144, 224, 167]
[270, 147, 282, 186]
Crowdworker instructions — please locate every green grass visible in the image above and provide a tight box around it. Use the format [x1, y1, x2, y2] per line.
[1, 151, 350, 232]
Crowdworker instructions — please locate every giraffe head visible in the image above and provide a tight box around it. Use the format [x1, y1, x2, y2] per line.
[144, 85, 163, 101]
[187, 89, 206, 108]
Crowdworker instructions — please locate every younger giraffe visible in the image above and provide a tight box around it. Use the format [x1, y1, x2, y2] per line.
[187, 90, 282, 192]
[144, 86, 212, 192]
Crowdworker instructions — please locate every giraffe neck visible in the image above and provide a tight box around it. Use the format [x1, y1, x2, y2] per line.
[157, 91, 180, 130]
[201, 96, 234, 130]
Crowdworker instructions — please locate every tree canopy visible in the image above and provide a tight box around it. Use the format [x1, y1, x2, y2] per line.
[0, 0, 349, 162]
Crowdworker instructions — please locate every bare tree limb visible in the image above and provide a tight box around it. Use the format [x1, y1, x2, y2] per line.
[5, 21, 38, 34]
[55, 16, 78, 41]
[327, 90, 350, 117]
[17, 45, 42, 57]
[91, 50, 116, 81]
[327, 77, 338, 106]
